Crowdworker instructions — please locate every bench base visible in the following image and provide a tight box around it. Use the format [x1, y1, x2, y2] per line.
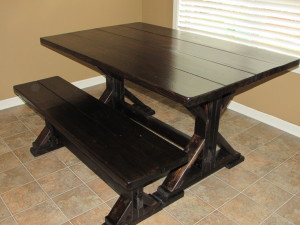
[29, 123, 185, 225]
[30, 122, 185, 225]
[18, 76, 244, 225]
[104, 189, 184, 225]
[30, 124, 63, 157]
[29, 124, 242, 225]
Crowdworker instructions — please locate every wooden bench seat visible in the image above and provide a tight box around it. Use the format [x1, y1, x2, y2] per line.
[14, 76, 187, 190]
[14, 76, 187, 224]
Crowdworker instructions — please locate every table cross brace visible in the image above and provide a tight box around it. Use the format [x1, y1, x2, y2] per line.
[159, 94, 244, 194]
[100, 75, 155, 115]
[99, 74, 244, 220]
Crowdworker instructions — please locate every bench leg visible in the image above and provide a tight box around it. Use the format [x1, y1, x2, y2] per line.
[104, 188, 169, 225]
[30, 123, 63, 156]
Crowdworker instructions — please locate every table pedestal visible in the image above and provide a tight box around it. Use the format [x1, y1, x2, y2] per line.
[100, 74, 244, 224]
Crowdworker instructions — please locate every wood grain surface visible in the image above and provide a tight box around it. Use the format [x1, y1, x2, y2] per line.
[41, 22, 299, 106]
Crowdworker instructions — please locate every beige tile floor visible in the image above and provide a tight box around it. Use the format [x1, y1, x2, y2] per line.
[0, 82, 299, 225]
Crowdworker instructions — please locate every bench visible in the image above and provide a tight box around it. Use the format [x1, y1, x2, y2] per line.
[14, 76, 187, 224]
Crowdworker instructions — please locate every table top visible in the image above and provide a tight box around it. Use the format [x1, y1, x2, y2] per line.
[41, 22, 299, 106]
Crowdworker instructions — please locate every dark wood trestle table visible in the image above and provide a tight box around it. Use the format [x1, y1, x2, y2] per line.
[40, 22, 299, 223]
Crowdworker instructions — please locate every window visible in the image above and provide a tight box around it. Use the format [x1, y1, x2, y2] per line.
[173, 0, 300, 72]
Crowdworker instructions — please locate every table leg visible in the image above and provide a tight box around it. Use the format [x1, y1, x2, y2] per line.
[157, 94, 244, 196]
[99, 75, 155, 115]
[99, 75, 244, 204]
[99, 75, 125, 108]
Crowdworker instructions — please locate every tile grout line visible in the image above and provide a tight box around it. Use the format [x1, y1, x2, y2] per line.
[255, 150, 299, 196]
[1, 133, 36, 155]
[8, 199, 58, 221]
[0, 154, 68, 196]
[0, 151, 56, 175]
[214, 150, 297, 211]
[0, 121, 39, 225]
[51, 142, 294, 224]
[9, 148, 70, 224]
[3, 181, 85, 223]
[1, 89, 299, 225]
[162, 190, 196, 225]
[1, 169, 220, 225]
[203, 178, 242, 224]
[1, 151, 58, 183]
[226, 130, 282, 159]
[221, 114, 261, 140]
[55, 153, 110, 223]
[1, 112, 42, 151]
[0, 178, 36, 197]
[230, 128, 300, 194]
[156, 99, 282, 223]
[66, 201, 107, 223]
[187, 190, 230, 225]
[40, 181, 84, 200]
[47, 95, 189, 225]
[0, 195, 19, 225]
[1, 149, 108, 220]
[79, 176, 120, 207]
[0, 121, 32, 140]
[162, 208, 185, 225]
[18, 114, 43, 138]
[205, 130, 299, 224]
[242, 129, 297, 161]
[206, 176, 242, 224]
[258, 194, 297, 225]
[216, 209, 240, 225]
[189, 190, 241, 225]
[222, 146, 299, 225]
[0, 135, 14, 156]
[191, 208, 218, 225]
[239, 127, 286, 158]
[67, 89, 190, 224]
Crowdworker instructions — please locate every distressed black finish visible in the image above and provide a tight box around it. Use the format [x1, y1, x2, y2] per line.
[16, 23, 298, 224]
[14, 76, 188, 224]
[30, 123, 63, 156]
[14, 76, 187, 190]
[41, 22, 299, 107]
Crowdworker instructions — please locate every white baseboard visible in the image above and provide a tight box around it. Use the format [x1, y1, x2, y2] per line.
[1, 76, 299, 137]
[291, 67, 300, 74]
[0, 76, 106, 111]
[228, 101, 300, 137]
[0, 97, 24, 110]
[72, 75, 106, 89]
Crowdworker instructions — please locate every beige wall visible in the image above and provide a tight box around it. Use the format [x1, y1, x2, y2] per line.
[141, 0, 300, 126]
[234, 72, 300, 125]
[1, 0, 142, 100]
[142, 0, 173, 28]
[2, 0, 300, 125]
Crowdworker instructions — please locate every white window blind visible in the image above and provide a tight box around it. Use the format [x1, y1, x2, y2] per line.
[174, 0, 300, 62]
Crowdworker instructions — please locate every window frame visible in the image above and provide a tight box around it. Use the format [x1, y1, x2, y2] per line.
[172, 0, 300, 73]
